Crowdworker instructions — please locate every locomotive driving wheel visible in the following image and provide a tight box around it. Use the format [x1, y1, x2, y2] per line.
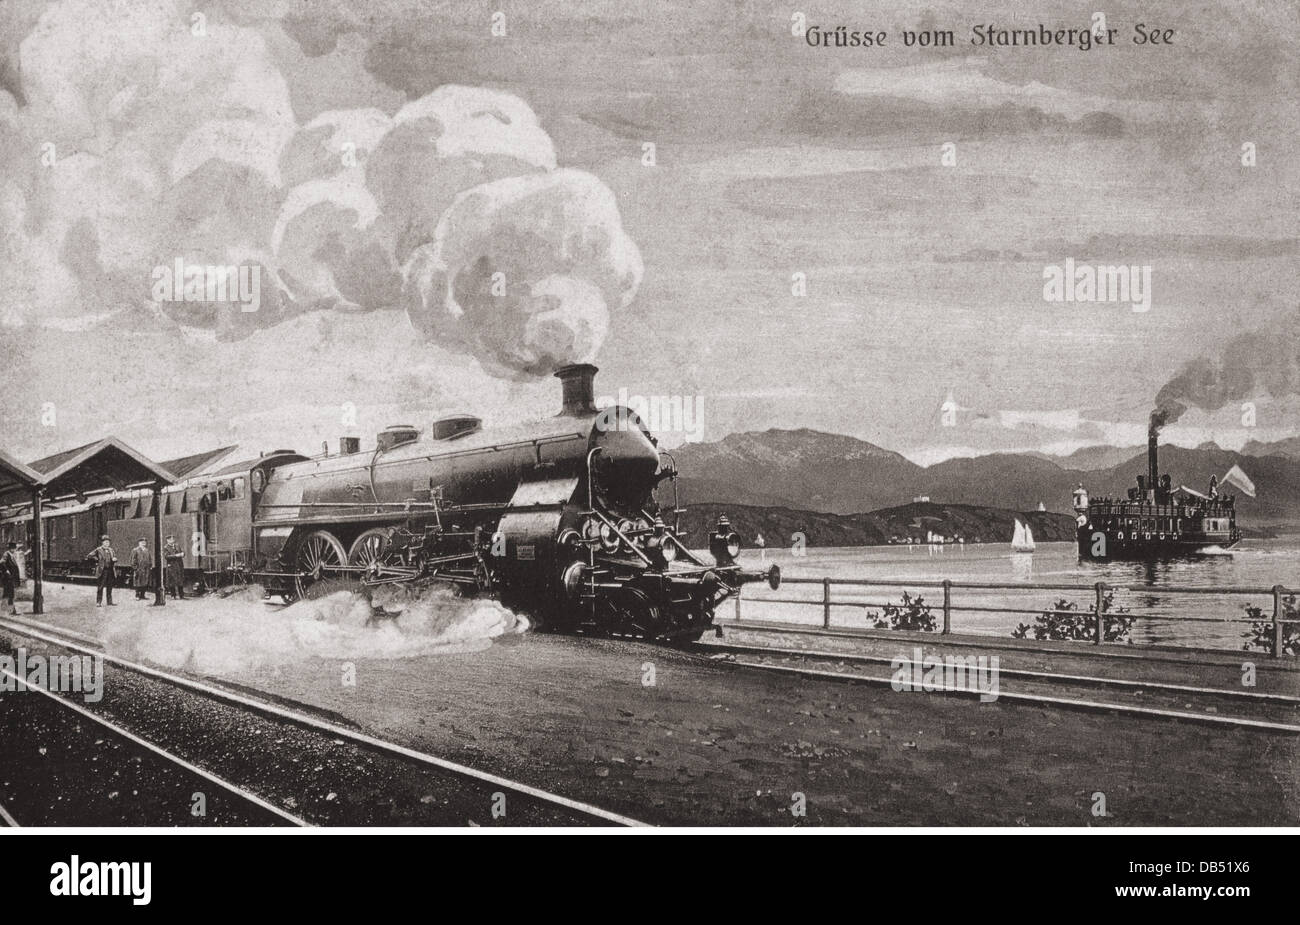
[348, 528, 391, 573]
[294, 530, 347, 600]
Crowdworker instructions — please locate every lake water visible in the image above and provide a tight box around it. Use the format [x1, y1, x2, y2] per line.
[725, 539, 1300, 652]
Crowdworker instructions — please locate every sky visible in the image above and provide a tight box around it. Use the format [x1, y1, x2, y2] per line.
[1, 0, 1297, 468]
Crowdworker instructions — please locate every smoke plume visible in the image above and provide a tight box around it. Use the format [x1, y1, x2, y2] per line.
[1, 1, 640, 375]
[402, 170, 643, 378]
[1152, 319, 1299, 431]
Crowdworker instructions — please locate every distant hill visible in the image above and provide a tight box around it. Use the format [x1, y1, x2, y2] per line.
[1242, 436, 1300, 460]
[672, 428, 1300, 529]
[1035, 444, 1147, 471]
[678, 500, 1077, 549]
[673, 428, 922, 512]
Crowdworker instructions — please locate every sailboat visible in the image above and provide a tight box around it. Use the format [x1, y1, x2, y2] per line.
[1011, 519, 1036, 553]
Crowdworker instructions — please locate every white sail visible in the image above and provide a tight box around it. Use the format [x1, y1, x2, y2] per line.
[1011, 519, 1035, 553]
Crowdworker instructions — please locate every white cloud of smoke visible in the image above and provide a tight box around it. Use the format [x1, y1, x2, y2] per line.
[103, 585, 528, 676]
[1, 0, 640, 376]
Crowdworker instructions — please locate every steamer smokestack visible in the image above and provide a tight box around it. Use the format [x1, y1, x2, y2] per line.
[555, 363, 598, 416]
[1148, 425, 1159, 496]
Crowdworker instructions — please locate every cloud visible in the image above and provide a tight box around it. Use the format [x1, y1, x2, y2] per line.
[2, 2, 637, 375]
[835, 59, 1137, 121]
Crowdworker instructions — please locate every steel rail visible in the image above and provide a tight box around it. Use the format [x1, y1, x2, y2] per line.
[0, 664, 310, 826]
[691, 650, 1300, 733]
[698, 640, 1300, 704]
[0, 616, 645, 827]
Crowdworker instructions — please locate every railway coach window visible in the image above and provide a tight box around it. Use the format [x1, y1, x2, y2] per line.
[233, 477, 245, 500]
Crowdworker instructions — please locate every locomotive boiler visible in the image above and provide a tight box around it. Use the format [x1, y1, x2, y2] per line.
[246, 365, 779, 641]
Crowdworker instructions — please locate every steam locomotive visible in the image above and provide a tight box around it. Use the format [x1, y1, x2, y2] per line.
[2, 365, 778, 641]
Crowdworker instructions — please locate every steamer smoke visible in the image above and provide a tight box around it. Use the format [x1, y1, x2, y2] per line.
[1152, 317, 1300, 429]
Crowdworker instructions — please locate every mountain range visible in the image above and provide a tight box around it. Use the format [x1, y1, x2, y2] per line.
[678, 500, 1076, 550]
[672, 429, 1300, 533]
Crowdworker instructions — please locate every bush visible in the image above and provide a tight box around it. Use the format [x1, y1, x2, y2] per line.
[867, 591, 936, 632]
[1242, 594, 1298, 657]
[1012, 590, 1133, 643]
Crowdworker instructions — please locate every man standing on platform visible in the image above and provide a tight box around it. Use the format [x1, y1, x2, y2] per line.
[130, 538, 151, 600]
[163, 534, 185, 599]
[2, 542, 19, 616]
[87, 535, 117, 607]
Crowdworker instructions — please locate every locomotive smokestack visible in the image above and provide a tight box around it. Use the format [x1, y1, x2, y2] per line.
[1148, 424, 1159, 494]
[555, 363, 598, 416]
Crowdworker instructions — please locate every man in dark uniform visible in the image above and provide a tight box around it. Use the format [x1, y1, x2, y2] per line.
[87, 535, 117, 607]
[2, 541, 19, 615]
[163, 534, 185, 599]
[130, 538, 151, 600]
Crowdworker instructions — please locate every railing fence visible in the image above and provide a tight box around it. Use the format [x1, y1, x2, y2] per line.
[731, 576, 1297, 658]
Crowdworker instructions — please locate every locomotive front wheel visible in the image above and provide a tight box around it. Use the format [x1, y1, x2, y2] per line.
[294, 530, 347, 599]
[605, 587, 664, 639]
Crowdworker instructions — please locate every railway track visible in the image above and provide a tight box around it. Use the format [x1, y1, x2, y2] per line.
[0, 616, 644, 827]
[0, 661, 309, 826]
[690, 637, 1300, 734]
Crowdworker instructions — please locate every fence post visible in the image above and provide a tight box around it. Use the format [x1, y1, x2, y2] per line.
[822, 577, 831, 629]
[1273, 585, 1284, 659]
[941, 579, 952, 635]
[1094, 582, 1106, 645]
[734, 588, 742, 623]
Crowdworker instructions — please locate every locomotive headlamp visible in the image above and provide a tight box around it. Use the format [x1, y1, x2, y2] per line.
[645, 515, 677, 566]
[709, 514, 742, 566]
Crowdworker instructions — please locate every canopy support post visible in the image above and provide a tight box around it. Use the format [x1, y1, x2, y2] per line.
[152, 483, 165, 606]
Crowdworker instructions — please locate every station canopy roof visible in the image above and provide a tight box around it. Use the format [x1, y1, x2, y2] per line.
[26, 437, 177, 502]
[0, 449, 46, 507]
[159, 445, 239, 480]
